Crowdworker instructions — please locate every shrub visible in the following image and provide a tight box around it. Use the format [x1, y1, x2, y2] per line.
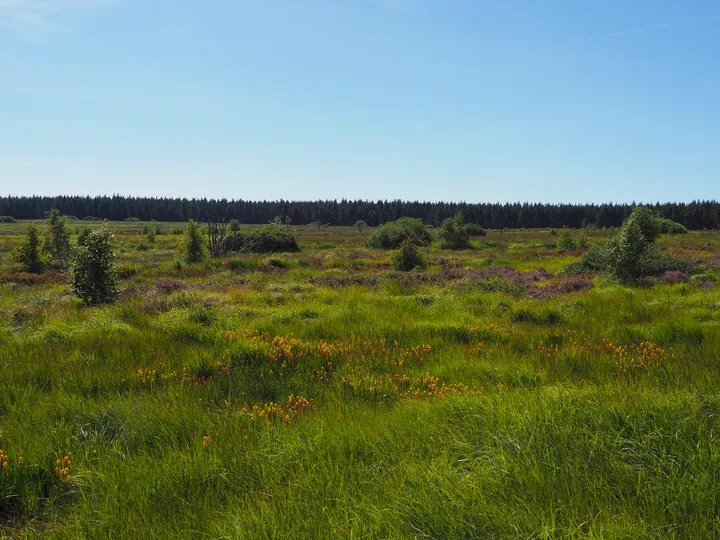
[355, 220, 367, 233]
[657, 218, 689, 235]
[146, 228, 156, 243]
[232, 222, 300, 253]
[463, 223, 487, 236]
[12, 223, 50, 273]
[70, 226, 119, 305]
[391, 241, 428, 271]
[229, 219, 241, 232]
[631, 207, 660, 243]
[0, 216, 17, 223]
[77, 225, 93, 247]
[177, 219, 207, 263]
[556, 229, 576, 250]
[44, 208, 72, 264]
[605, 214, 650, 281]
[565, 244, 608, 274]
[124, 216, 140, 221]
[575, 232, 588, 249]
[367, 217, 432, 249]
[83, 216, 102, 221]
[439, 214, 471, 250]
[597, 207, 692, 283]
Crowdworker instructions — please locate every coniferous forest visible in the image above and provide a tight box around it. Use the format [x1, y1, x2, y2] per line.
[1, 195, 719, 229]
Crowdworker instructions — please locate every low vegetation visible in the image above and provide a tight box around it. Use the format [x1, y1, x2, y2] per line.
[0, 212, 718, 538]
[366, 217, 432, 249]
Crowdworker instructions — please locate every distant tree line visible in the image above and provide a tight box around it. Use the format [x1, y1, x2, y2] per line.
[0, 196, 719, 230]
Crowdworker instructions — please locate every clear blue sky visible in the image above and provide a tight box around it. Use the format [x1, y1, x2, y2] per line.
[1, 1, 718, 202]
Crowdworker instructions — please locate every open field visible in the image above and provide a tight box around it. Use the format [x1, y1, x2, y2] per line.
[1, 221, 720, 538]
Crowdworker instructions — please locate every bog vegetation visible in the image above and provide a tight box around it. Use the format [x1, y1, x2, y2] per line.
[0, 209, 719, 538]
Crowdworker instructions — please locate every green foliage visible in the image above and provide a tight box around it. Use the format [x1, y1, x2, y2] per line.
[44, 208, 72, 264]
[355, 220, 367, 233]
[231, 222, 300, 253]
[631, 206, 661, 243]
[391, 241, 428, 271]
[124, 216, 140, 221]
[177, 219, 207, 263]
[439, 214, 471, 250]
[603, 208, 689, 282]
[146, 227, 156, 243]
[463, 223, 487, 236]
[366, 217, 432, 249]
[83, 216, 102, 221]
[70, 226, 119, 305]
[575, 231, 588, 249]
[565, 244, 608, 274]
[77, 225, 93, 247]
[0, 215, 17, 223]
[556, 229, 576, 250]
[229, 219, 241, 232]
[12, 223, 50, 273]
[657, 218, 689, 234]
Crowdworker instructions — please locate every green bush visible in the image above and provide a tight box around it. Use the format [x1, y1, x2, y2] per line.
[0, 216, 17, 223]
[657, 218, 689, 235]
[12, 223, 50, 273]
[556, 229, 576, 250]
[44, 208, 72, 264]
[176, 219, 207, 263]
[231, 222, 300, 253]
[565, 244, 608, 274]
[592, 208, 692, 282]
[463, 223, 487, 236]
[124, 216, 140, 221]
[355, 220, 367, 233]
[439, 215, 471, 250]
[77, 225, 93, 247]
[83, 216, 102, 221]
[391, 241, 428, 271]
[229, 219, 241, 232]
[70, 226, 119, 305]
[366, 217, 432, 249]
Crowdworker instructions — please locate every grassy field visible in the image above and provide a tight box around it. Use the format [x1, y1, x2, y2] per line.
[1, 221, 720, 538]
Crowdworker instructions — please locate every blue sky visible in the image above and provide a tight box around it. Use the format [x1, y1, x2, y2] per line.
[1, 1, 718, 202]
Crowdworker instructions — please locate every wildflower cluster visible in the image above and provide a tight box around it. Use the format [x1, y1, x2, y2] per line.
[532, 331, 669, 375]
[342, 371, 478, 401]
[248, 395, 314, 425]
[0, 449, 8, 472]
[202, 435, 211, 449]
[612, 340, 669, 374]
[55, 453, 72, 481]
[135, 360, 235, 389]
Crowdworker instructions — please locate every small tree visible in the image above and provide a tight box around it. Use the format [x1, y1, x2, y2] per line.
[439, 214, 470, 250]
[177, 219, 207, 263]
[70, 226, 119, 305]
[12, 223, 50, 273]
[557, 229, 576, 250]
[605, 215, 648, 282]
[77, 225, 92, 247]
[44, 209, 72, 264]
[355, 220, 367, 233]
[229, 219, 241, 232]
[391, 241, 428, 271]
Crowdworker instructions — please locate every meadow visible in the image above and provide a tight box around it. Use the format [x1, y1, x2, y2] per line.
[1, 220, 720, 538]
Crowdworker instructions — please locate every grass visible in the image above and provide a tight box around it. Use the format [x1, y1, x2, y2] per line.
[0, 221, 719, 538]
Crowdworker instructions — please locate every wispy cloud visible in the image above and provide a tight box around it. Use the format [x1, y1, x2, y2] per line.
[551, 15, 715, 47]
[0, 0, 113, 41]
